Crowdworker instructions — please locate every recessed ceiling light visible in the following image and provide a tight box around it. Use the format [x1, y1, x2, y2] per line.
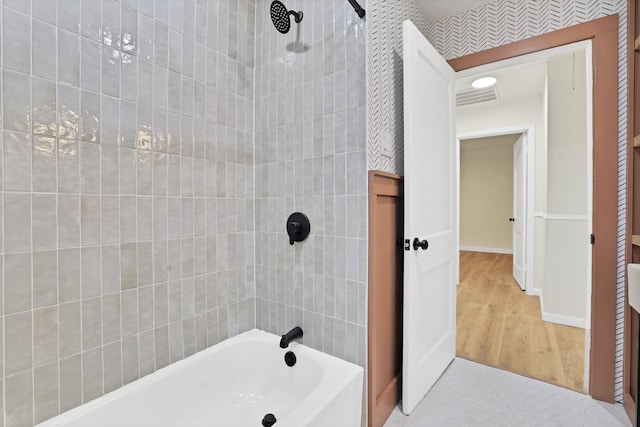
[471, 76, 497, 89]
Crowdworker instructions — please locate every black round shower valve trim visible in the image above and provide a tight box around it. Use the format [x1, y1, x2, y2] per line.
[286, 212, 311, 246]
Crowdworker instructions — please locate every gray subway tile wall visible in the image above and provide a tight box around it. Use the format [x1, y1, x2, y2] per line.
[2, 0, 257, 424]
[254, 0, 367, 368]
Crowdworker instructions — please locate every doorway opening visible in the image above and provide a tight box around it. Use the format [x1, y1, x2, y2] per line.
[368, 15, 619, 427]
[454, 41, 593, 394]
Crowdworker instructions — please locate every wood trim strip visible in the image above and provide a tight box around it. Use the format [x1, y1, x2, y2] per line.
[624, 392, 636, 424]
[368, 170, 404, 427]
[625, 2, 636, 423]
[626, 6, 634, 426]
[448, 14, 620, 402]
[592, 20, 621, 404]
[369, 170, 404, 197]
[449, 15, 618, 71]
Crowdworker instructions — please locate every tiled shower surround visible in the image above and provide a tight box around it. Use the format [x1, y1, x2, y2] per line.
[1, 0, 256, 424]
[1, 0, 370, 424]
[253, 0, 367, 365]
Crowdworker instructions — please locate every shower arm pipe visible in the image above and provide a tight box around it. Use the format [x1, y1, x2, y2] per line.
[289, 9, 303, 23]
[347, 0, 366, 18]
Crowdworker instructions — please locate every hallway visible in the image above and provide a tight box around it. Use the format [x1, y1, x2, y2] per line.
[456, 251, 585, 392]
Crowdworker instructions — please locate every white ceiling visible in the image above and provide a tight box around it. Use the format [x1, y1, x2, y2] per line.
[419, 0, 497, 22]
[461, 134, 522, 149]
[456, 59, 549, 104]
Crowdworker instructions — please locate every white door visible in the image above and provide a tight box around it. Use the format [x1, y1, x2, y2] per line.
[512, 134, 526, 290]
[402, 20, 457, 415]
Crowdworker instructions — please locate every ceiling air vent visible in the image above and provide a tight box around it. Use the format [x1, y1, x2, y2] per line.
[456, 86, 499, 107]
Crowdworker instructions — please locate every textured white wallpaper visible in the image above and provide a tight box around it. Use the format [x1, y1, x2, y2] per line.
[366, 0, 428, 174]
[366, 0, 627, 401]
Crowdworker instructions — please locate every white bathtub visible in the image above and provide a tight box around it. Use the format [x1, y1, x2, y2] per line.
[38, 329, 364, 427]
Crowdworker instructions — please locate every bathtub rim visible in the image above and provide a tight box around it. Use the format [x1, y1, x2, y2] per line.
[37, 328, 364, 427]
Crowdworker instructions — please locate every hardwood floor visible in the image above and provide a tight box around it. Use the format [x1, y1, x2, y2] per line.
[456, 251, 586, 393]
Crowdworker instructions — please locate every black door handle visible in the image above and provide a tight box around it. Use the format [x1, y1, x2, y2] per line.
[509, 218, 515, 222]
[413, 238, 429, 251]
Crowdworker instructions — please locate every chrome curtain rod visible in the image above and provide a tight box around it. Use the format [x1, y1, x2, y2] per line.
[347, 0, 366, 18]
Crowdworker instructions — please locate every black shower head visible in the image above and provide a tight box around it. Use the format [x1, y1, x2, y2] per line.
[270, 0, 303, 34]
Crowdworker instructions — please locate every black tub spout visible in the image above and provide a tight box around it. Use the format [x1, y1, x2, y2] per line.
[280, 327, 303, 348]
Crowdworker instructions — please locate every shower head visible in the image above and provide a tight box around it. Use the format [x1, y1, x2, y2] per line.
[270, 0, 303, 35]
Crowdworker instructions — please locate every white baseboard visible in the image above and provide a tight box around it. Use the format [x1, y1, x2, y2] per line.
[527, 288, 542, 298]
[541, 312, 586, 329]
[538, 291, 586, 328]
[460, 246, 513, 255]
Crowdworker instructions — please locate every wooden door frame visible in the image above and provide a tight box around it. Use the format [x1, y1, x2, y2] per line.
[626, 0, 637, 423]
[449, 14, 620, 403]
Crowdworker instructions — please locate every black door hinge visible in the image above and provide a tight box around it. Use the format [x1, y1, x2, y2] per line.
[590, 234, 595, 245]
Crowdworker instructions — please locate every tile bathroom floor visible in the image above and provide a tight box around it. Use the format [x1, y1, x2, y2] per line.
[383, 358, 630, 427]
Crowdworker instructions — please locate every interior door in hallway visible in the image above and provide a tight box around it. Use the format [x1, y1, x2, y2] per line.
[512, 134, 526, 290]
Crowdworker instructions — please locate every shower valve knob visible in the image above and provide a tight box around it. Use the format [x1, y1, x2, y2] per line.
[287, 221, 301, 234]
[286, 212, 310, 245]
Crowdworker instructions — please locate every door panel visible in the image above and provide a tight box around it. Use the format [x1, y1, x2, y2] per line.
[402, 20, 457, 415]
[513, 135, 526, 290]
[368, 172, 404, 427]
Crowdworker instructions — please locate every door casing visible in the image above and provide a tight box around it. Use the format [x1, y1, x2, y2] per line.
[458, 127, 534, 295]
[366, 15, 618, 426]
[449, 14, 618, 403]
